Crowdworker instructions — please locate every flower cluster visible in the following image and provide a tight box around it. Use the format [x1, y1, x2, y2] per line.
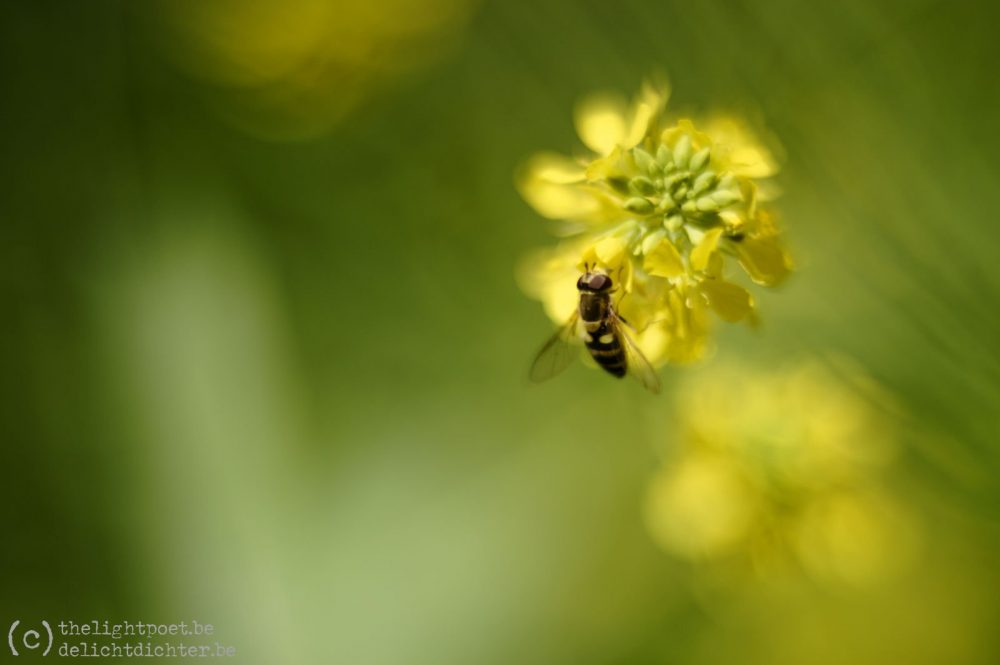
[517, 80, 792, 364]
[645, 362, 919, 587]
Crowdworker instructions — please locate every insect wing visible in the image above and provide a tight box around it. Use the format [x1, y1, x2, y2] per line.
[612, 310, 662, 394]
[529, 311, 581, 383]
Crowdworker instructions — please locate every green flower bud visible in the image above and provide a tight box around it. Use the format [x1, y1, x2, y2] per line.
[606, 176, 630, 194]
[691, 170, 717, 196]
[664, 172, 687, 189]
[624, 197, 655, 214]
[712, 189, 742, 207]
[695, 196, 720, 212]
[665, 214, 684, 231]
[629, 176, 657, 196]
[656, 144, 672, 168]
[673, 135, 692, 170]
[657, 189, 677, 212]
[632, 148, 657, 175]
[689, 147, 711, 172]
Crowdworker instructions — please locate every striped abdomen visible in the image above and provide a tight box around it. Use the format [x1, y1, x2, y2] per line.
[580, 291, 626, 378]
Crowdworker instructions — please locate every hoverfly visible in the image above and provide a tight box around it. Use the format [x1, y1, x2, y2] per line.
[529, 266, 661, 393]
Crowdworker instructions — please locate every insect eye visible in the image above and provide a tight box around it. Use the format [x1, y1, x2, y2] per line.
[589, 274, 611, 290]
[576, 275, 588, 290]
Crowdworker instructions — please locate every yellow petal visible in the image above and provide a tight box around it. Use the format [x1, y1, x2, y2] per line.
[700, 279, 753, 322]
[618, 253, 634, 293]
[574, 92, 628, 155]
[624, 80, 668, 147]
[541, 280, 580, 323]
[643, 238, 685, 278]
[706, 251, 724, 278]
[517, 180, 597, 220]
[662, 289, 710, 363]
[594, 236, 626, 266]
[702, 115, 779, 179]
[585, 147, 625, 180]
[515, 152, 596, 219]
[635, 323, 669, 367]
[522, 151, 586, 184]
[617, 277, 669, 334]
[719, 210, 744, 230]
[625, 103, 655, 148]
[516, 244, 584, 324]
[691, 227, 723, 271]
[728, 145, 778, 179]
[660, 118, 712, 152]
[737, 235, 792, 285]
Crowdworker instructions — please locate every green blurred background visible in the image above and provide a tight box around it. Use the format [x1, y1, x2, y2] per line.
[2, 1, 999, 663]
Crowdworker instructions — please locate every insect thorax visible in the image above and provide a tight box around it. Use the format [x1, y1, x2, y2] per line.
[579, 290, 610, 327]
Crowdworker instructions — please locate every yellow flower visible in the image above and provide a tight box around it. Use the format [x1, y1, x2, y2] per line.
[157, 0, 475, 140]
[518, 79, 793, 365]
[645, 361, 920, 588]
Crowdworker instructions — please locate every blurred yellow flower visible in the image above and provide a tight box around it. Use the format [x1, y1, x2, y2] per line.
[518, 79, 792, 365]
[158, 0, 476, 139]
[645, 361, 919, 588]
